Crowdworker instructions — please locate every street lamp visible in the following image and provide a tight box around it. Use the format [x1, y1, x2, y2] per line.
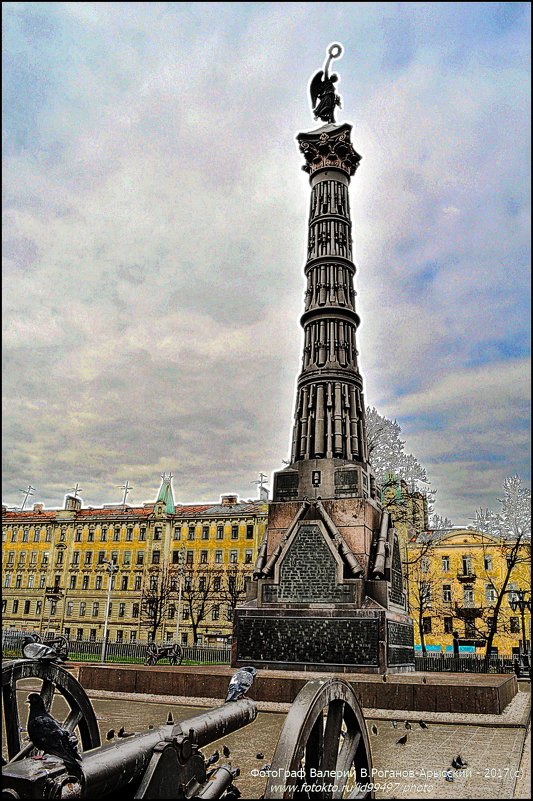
[175, 546, 186, 646]
[101, 560, 119, 663]
[508, 589, 531, 655]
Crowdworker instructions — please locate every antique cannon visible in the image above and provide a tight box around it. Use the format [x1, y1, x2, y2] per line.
[2, 660, 372, 799]
[144, 641, 183, 666]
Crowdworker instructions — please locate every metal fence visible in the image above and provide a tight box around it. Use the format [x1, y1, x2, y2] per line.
[414, 653, 517, 673]
[1, 630, 231, 665]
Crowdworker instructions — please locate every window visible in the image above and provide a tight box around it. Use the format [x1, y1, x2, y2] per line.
[200, 551, 208, 564]
[67, 601, 73, 616]
[202, 526, 209, 540]
[231, 525, 238, 540]
[70, 575, 77, 589]
[227, 605, 234, 621]
[72, 552, 80, 566]
[246, 524, 254, 540]
[98, 551, 105, 564]
[18, 552, 26, 565]
[49, 599, 57, 615]
[30, 551, 37, 564]
[56, 551, 64, 566]
[84, 552, 92, 566]
[95, 575, 102, 590]
[212, 605, 220, 620]
[188, 526, 195, 541]
[441, 556, 450, 572]
[420, 582, 432, 605]
[172, 550, 182, 564]
[118, 603, 125, 618]
[199, 577, 206, 591]
[113, 528, 120, 542]
[245, 550, 253, 564]
[100, 527, 107, 542]
[11, 530, 18, 542]
[33, 529, 41, 543]
[137, 552, 144, 565]
[485, 584, 497, 604]
[152, 550, 160, 565]
[75, 529, 82, 542]
[22, 529, 29, 543]
[23, 600, 31, 615]
[484, 555, 493, 571]
[59, 529, 66, 542]
[126, 527, 133, 541]
[213, 576, 221, 592]
[422, 617, 432, 634]
[186, 551, 193, 565]
[154, 527, 162, 541]
[182, 608, 190, 620]
[139, 527, 146, 541]
[42, 553, 49, 566]
[1, 600, 6, 614]
[168, 605, 175, 619]
[92, 603, 99, 617]
[132, 603, 139, 618]
[7, 552, 14, 566]
[27, 575, 35, 588]
[510, 617, 520, 633]
[462, 556, 472, 575]
[442, 584, 452, 603]
[89, 629, 97, 642]
[173, 526, 181, 541]
[134, 576, 142, 591]
[463, 587, 474, 607]
[64, 627, 70, 639]
[76, 629, 83, 641]
[123, 551, 131, 565]
[216, 526, 224, 540]
[15, 574, 22, 589]
[45, 528, 52, 542]
[36, 600, 42, 614]
[116, 630, 124, 643]
[444, 617, 453, 634]
[181, 633, 188, 645]
[82, 575, 89, 590]
[88, 529, 94, 542]
[215, 550, 223, 564]
[230, 550, 238, 564]
[130, 631, 137, 642]
[79, 602, 86, 617]
[39, 575, 46, 589]
[150, 576, 158, 590]
[13, 600, 19, 613]
[121, 576, 129, 591]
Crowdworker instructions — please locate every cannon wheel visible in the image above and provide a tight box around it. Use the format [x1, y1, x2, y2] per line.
[264, 678, 372, 800]
[144, 642, 158, 666]
[169, 644, 183, 665]
[2, 659, 101, 763]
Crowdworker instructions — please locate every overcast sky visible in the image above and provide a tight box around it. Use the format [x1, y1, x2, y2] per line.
[3, 2, 530, 523]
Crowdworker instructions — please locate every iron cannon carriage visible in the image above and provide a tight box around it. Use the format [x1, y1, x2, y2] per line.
[144, 641, 183, 666]
[2, 659, 372, 799]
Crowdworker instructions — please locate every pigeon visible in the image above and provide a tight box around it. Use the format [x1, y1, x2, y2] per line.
[225, 666, 257, 702]
[382, 675, 387, 682]
[261, 764, 271, 772]
[392, 720, 398, 729]
[26, 694, 82, 776]
[117, 727, 134, 738]
[105, 729, 115, 741]
[256, 752, 264, 760]
[396, 734, 408, 745]
[370, 724, 378, 736]
[404, 721, 412, 730]
[22, 638, 66, 663]
[206, 750, 220, 767]
[422, 677, 427, 684]
[225, 786, 241, 800]
[223, 745, 231, 757]
[444, 770, 454, 782]
[452, 755, 468, 769]
[419, 721, 428, 729]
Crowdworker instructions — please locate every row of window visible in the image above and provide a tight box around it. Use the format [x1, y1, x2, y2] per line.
[2, 598, 232, 622]
[421, 616, 521, 635]
[421, 581, 520, 606]
[422, 555, 510, 573]
[4, 521, 258, 544]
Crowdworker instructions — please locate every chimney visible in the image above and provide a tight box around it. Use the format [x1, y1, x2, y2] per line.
[64, 495, 82, 512]
[33, 503, 44, 513]
[221, 494, 238, 506]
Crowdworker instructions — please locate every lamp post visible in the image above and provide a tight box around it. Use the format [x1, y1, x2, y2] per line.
[101, 560, 119, 663]
[175, 546, 186, 645]
[509, 589, 531, 655]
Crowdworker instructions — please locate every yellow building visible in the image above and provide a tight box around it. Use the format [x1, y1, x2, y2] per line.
[2, 478, 267, 646]
[407, 527, 531, 656]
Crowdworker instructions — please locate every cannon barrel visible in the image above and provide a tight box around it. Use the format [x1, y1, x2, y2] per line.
[1, 701, 257, 799]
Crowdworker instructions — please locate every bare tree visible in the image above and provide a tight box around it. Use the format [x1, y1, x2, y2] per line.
[140, 567, 177, 643]
[219, 564, 252, 620]
[181, 566, 221, 645]
[429, 513, 454, 530]
[472, 475, 531, 665]
[405, 533, 442, 653]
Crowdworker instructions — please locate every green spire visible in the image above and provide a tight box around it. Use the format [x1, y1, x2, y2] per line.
[156, 473, 175, 514]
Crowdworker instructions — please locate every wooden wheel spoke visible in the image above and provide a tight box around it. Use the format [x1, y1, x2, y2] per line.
[40, 678, 56, 710]
[63, 707, 83, 732]
[322, 700, 344, 773]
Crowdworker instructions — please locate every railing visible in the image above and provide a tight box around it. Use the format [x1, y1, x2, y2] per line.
[1, 630, 231, 665]
[415, 653, 517, 673]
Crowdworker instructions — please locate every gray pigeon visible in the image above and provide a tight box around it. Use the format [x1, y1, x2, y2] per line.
[392, 720, 398, 729]
[419, 720, 428, 729]
[223, 745, 231, 757]
[225, 666, 257, 702]
[404, 721, 412, 730]
[206, 750, 220, 766]
[26, 694, 82, 775]
[370, 724, 378, 736]
[22, 638, 65, 663]
[444, 770, 454, 782]
[396, 734, 408, 745]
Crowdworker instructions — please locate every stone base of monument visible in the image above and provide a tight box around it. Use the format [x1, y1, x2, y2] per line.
[77, 664, 518, 715]
[232, 605, 414, 673]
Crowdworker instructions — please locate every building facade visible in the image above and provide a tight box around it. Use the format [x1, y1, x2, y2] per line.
[2, 478, 267, 646]
[407, 527, 531, 656]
